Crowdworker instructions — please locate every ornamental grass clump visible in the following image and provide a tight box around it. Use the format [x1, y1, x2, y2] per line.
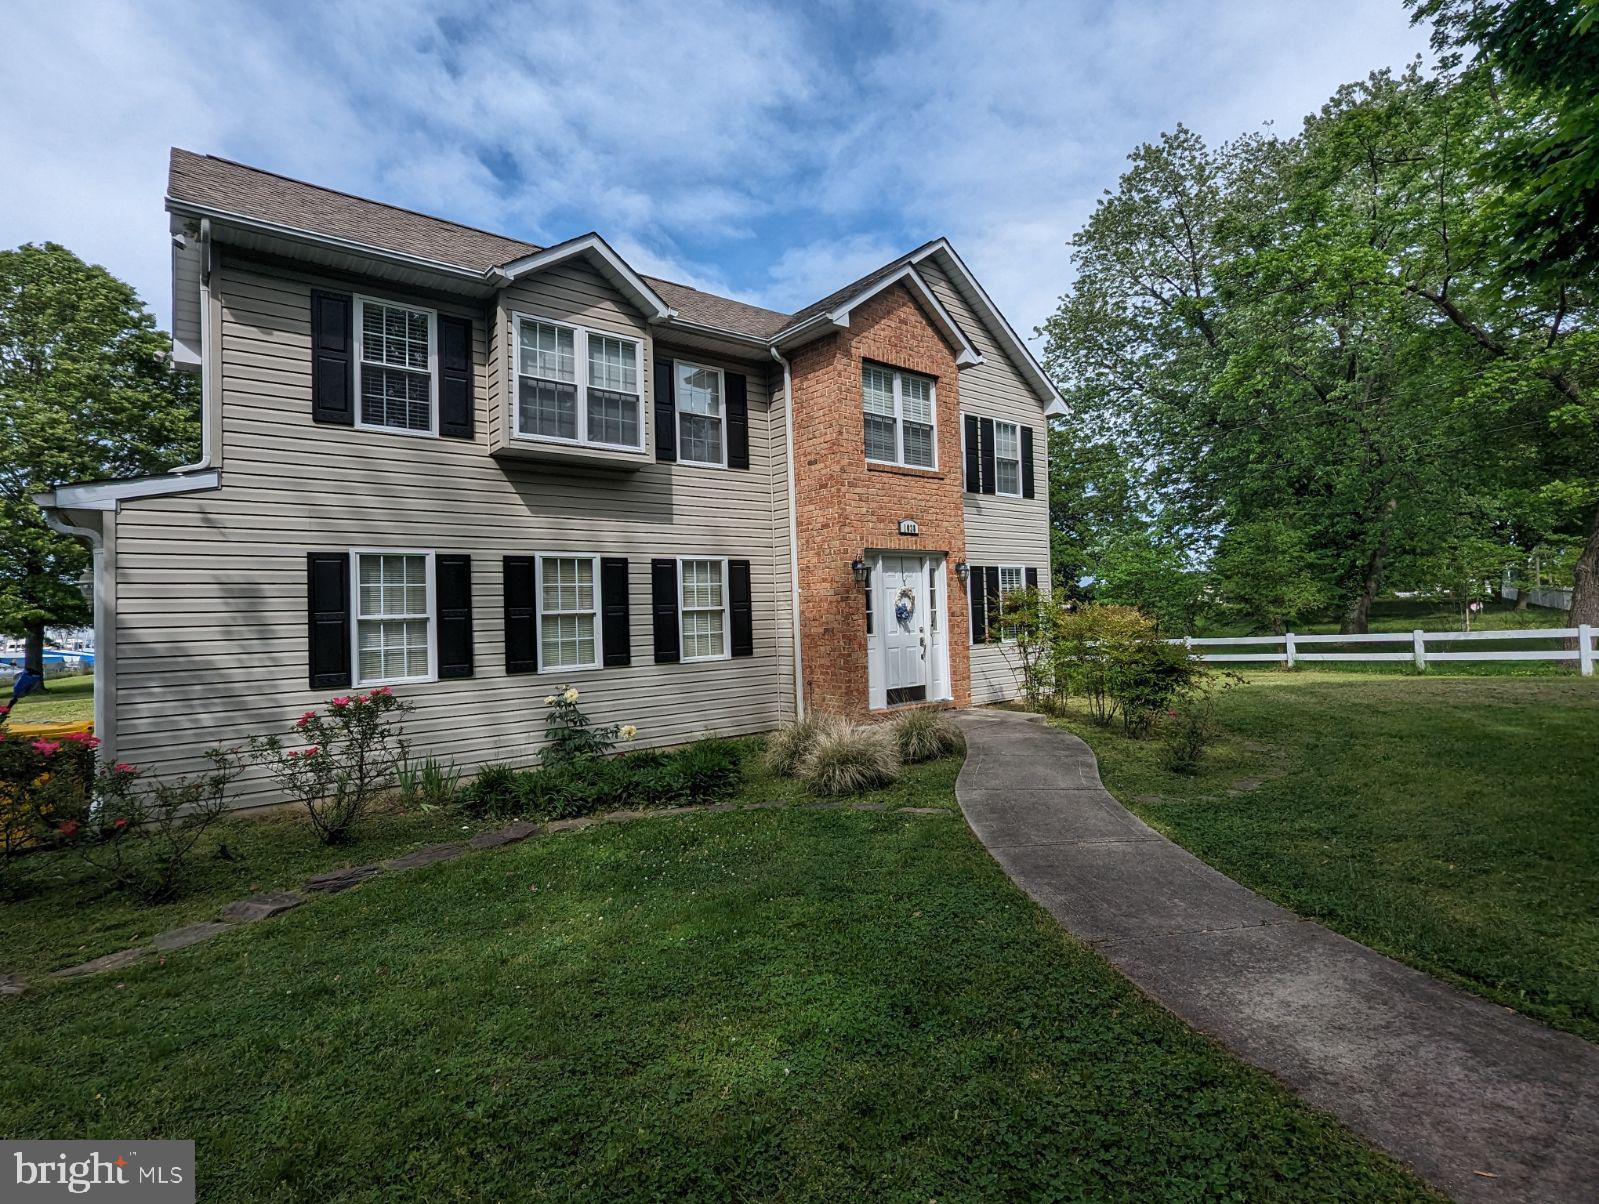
[892, 708, 966, 764]
[250, 687, 412, 844]
[796, 722, 901, 796]
[761, 712, 848, 776]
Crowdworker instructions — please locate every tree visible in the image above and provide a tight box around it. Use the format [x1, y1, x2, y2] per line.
[1091, 529, 1206, 635]
[1410, 0, 1599, 278]
[1210, 517, 1328, 634]
[0, 243, 198, 677]
[1046, 421, 1140, 600]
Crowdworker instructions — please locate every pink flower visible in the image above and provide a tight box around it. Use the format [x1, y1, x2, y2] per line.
[330, 696, 351, 709]
[356, 694, 370, 705]
[0, 703, 10, 715]
[112, 817, 128, 829]
[62, 732, 100, 749]
[284, 749, 302, 759]
[371, 686, 394, 698]
[31, 740, 61, 756]
[113, 762, 136, 774]
[303, 746, 320, 757]
[295, 715, 312, 730]
[58, 819, 80, 837]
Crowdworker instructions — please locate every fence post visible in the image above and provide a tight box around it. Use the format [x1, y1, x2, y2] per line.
[1581, 625, 1595, 678]
[1284, 631, 1296, 668]
[1412, 629, 1427, 673]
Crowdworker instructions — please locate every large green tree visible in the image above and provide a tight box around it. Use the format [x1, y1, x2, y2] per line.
[0, 243, 198, 678]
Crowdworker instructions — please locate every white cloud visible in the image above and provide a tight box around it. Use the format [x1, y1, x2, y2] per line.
[0, 0, 1433, 344]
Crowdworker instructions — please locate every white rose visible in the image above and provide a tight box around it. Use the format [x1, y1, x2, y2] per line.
[543, 696, 557, 705]
[563, 687, 579, 703]
[619, 725, 637, 741]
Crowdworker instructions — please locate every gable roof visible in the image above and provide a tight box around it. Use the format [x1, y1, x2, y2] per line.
[165, 149, 1060, 409]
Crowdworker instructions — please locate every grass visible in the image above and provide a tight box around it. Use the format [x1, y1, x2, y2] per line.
[6, 672, 95, 724]
[1, 754, 1434, 1201]
[1051, 670, 1599, 1042]
[1195, 596, 1573, 638]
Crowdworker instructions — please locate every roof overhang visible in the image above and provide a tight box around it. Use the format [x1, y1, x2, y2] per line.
[494, 233, 677, 323]
[35, 469, 221, 514]
[908, 240, 1067, 417]
[772, 264, 983, 368]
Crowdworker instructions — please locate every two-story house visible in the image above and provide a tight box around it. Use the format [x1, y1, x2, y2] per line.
[36, 150, 1064, 806]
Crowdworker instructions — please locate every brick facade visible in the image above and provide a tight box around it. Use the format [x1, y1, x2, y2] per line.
[790, 283, 970, 716]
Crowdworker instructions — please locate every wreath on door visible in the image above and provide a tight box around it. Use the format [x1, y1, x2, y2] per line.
[894, 586, 917, 624]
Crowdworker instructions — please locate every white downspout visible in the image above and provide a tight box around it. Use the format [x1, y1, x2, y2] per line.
[39, 509, 113, 764]
[170, 218, 217, 474]
[771, 346, 804, 721]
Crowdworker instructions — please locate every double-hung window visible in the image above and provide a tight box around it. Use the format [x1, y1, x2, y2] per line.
[862, 363, 936, 469]
[356, 298, 436, 435]
[998, 564, 1026, 641]
[515, 316, 643, 450]
[676, 362, 725, 466]
[679, 558, 729, 661]
[354, 551, 434, 684]
[994, 421, 1022, 496]
[537, 555, 600, 670]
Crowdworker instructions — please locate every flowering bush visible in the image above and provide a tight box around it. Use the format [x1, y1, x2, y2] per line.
[0, 729, 98, 885]
[539, 685, 637, 768]
[249, 688, 412, 844]
[58, 748, 242, 901]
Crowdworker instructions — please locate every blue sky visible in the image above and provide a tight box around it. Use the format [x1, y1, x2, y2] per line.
[2, 1, 1433, 341]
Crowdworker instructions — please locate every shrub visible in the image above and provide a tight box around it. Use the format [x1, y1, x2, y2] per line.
[61, 747, 242, 901]
[797, 723, 901, 796]
[1160, 673, 1240, 773]
[460, 740, 744, 821]
[762, 713, 846, 776]
[892, 709, 966, 763]
[396, 755, 463, 810]
[540, 684, 636, 767]
[250, 688, 412, 844]
[1108, 640, 1207, 736]
[0, 729, 98, 894]
[458, 763, 520, 819]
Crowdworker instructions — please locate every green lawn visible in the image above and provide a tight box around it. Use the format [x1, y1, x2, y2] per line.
[1053, 670, 1599, 1042]
[1196, 596, 1573, 638]
[6, 671, 95, 724]
[2, 764, 1433, 1201]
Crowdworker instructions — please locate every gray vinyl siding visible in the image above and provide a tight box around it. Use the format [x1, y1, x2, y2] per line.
[924, 257, 1052, 705]
[113, 255, 787, 807]
[170, 236, 203, 364]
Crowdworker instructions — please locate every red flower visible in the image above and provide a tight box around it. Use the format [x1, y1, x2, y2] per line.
[62, 732, 100, 749]
[31, 739, 62, 756]
[303, 745, 320, 757]
[58, 819, 80, 837]
[330, 696, 351, 709]
[112, 817, 128, 829]
[356, 694, 370, 705]
[113, 762, 136, 774]
[371, 686, 394, 698]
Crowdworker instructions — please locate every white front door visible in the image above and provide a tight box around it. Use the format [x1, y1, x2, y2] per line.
[879, 554, 929, 703]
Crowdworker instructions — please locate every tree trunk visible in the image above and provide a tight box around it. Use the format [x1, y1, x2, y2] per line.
[1514, 589, 1530, 611]
[23, 620, 46, 687]
[1340, 530, 1390, 635]
[1568, 500, 1599, 635]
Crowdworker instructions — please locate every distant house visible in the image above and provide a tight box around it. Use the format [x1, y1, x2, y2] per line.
[36, 150, 1063, 805]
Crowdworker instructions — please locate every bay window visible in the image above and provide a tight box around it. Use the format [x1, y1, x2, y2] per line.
[515, 316, 642, 450]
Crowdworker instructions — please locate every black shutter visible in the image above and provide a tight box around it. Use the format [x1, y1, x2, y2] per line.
[504, 556, 538, 675]
[651, 558, 680, 663]
[436, 555, 474, 679]
[655, 358, 676, 462]
[1025, 566, 1040, 593]
[979, 416, 996, 495]
[1021, 426, 1035, 498]
[600, 557, 631, 667]
[968, 565, 988, 645]
[307, 552, 351, 688]
[438, 314, 474, 439]
[310, 291, 354, 426]
[726, 372, 749, 469]
[984, 565, 1002, 637]
[729, 559, 754, 657]
[963, 414, 981, 492]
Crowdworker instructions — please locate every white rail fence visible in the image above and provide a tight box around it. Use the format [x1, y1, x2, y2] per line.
[1177, 626, 1595, 676]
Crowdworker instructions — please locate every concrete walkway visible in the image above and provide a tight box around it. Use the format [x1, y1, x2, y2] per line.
[953, 707, 1599, 1204]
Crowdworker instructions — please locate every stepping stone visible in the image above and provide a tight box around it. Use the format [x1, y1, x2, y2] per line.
[1228, 778, 1264, 794]
[799, 802, 841, 810]
[599, 809, 650, 824]
[52, 947, 148, 978]
[385, 843, 465, 871]
[544, 817, 594, 833]
[304, 864, 381, 893]
[220, 891, 305, 923]
[650, 806, 703, 818]
[469, 821, 541, 850]
[897, 807, 949, 815]
[153, 920, 234, 952]
[850, 802, 887, 811]
[742, 801, 785, 810]
[1, 972, 27, 997]
[700, 803, 737, 812]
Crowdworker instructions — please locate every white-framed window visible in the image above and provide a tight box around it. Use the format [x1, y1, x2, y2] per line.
[536, 554, 601, 671]
[676, 361, 726, 467]
[356, 297, 437, 436]
[679, 558, 729, 662]
[970, 564, 1028, 644]
[863, 362, 936, 469]
[353, 550, 435, 685]
[514, 315, 643, 451]
[994, 420, 1022, 496]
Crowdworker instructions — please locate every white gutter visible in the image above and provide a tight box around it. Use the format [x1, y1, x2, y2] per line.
[38, 510, 113, 763]
[170, 219, 216, 474]
[771, 346, 804, 721]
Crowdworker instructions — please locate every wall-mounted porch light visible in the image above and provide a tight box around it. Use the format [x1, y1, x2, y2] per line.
[850, 558, 870, 588]
[954, 561, 970, 587]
